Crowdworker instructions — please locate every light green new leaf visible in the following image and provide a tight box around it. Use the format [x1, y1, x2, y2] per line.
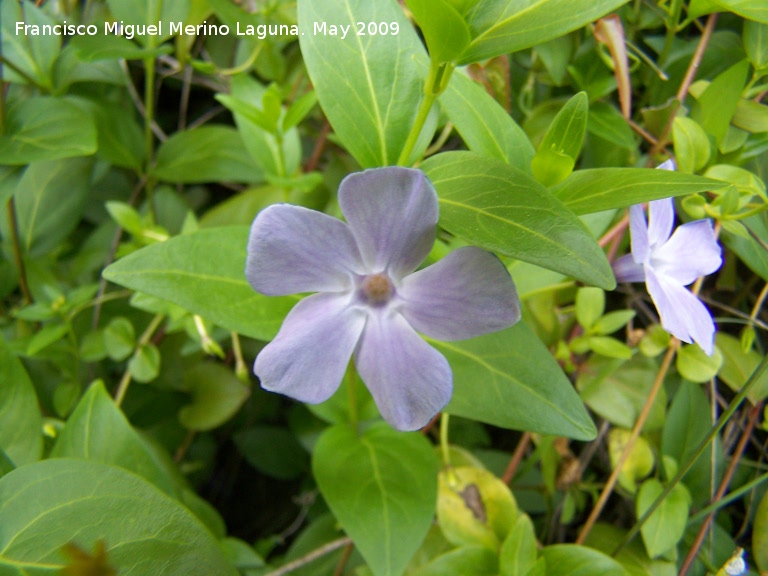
[51, 381, 177, 495]
[745, 19, 768, 70]
[691, 60, 750, 148]
[637, 479, 690, 558]
[406, 0, 470, 64]
[298, 0, 436, 167]
[541, 544, 625, 576]
[672, 117, 711, 174]
[0, 336, 42, 467]
[151, 125, 263, 184]
[0, 97, 97, 165]
[550, 168, 724, 215]
[532, 92, 589, 187]
[1, 0, 60, 88]
[689, 0, 768, 23]
[458, 0, 631, 64]
[434, 321, 597, 440]
[499, 514, 538, 576]
[440, 70, 534, 172]
[0, 158, 94, 257]
[313, 423, 439, 576]
[102, 227, 296, 341]
[0, 459, 237, 575]
[421, 152, 614, 289]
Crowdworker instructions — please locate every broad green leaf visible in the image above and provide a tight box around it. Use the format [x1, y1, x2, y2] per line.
[691, 60, 750, 148]
[313, 423, 439, 576]
[0, 336, 42, 466]
[104, 317, 136, 361]
[434, 321, 597, 440]
[298, 0, 436, 167]
[583, 524, 677, 576]
[179, 364, 250, 431]
[51, 381, 177, 495]
[1, 0, 60, 88]
[0, 459, 237, 575]
[128, 342, 161, 383]
[151, 126, 264, 184]
[499, 514, 538, 576]
[637, 478, 690, 558]
[406, 0, 470, 64]
[0, 97, 97, 164]
[415, 546, 498, 576]
[93, 100, 145, 169]
[744, 19, 768, 70]
[721, 213, 768, 281]
[673, 117, 711, 173]
[732, 99, 768, 133]
[550, 167, 724, 215]
[439, 70, 534, 172]
[689, 0, 768, 23]
[105, 0, 191, 46]
[0, 158, 94, 257]
[457, 0, 630, 64]
[755, 490, 768, 573]
[575, 287, 605, 330]
[676, 343, 723, 383]
[70, 33, 171, 61]
[532, 92, 589, 186]
[541, 544, 625, 576]
[421, 152, 615, 289]
[587, 102, 637, 150]
[608, 429, 654, 493]
[102, 227, 296, 341]
[716, 333, 768, 403]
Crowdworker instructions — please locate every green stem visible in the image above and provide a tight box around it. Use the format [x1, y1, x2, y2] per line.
[143, 54, 157, 220]
[114, 314, 164, 406]
[440, 413, 451, 467]
[614, 352, 768, 555]
[346, 363, 358, 433]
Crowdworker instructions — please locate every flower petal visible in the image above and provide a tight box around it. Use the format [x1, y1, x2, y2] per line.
[648, 198, 675, 247]
[651, 219, 722, 286]
[255, 293, 366, 403]
[612, 253, 646, 283]
[645, 266, 716, 355]
[339, 167, 438, 279]
[246, 204, 364, 295]
[629, 204, 649, 264]
[355, 311, 452, 431]
[656, 158, 676, 171]
[399, 247, 520, 340]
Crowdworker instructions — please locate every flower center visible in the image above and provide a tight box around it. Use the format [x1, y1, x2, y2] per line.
[360, 273, 394, 305]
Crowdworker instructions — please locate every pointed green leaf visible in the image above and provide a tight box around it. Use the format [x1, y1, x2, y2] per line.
[745, 19, 768, 70]
[297, 0, 435, 166]
[540, 544, 625, 576]
[691, 60, 750, 148]
[0, 336, 42, 466]
[1, 0, 60, 88]
[550, 168, 724, 215]
[637, 479, 690, 558]
[434, 321, 597, 440]
[0, 97, 96, 164]
[532, 92, 589, 186]
[151, 126, 264, 184]
[458, 0, 630, 64]
[102, 227, 296, 341]
[406, 0, 470, 64]
[440, 70, 535, 172]
[499, 514, 538, 576]
[0, 459, 237, 575]
[672, 117, 711, 173]
[421, 152, 615, 289]
[313, 423, 439, 576]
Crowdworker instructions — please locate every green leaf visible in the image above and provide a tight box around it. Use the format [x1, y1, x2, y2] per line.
[313, 423, 439, 576]
[51, 381, 177, 495]
[592, 310, 636, 335]
[499, 514, 538, 576]
[541, 544, 625, 576]
[406, 0, 470, 64]
[457, 0, 630, 64]
[676, 343, 723, 383]
[70, 33, 172, 61]
[0, 97, 97, 164]
[128, 342, 161, 383]
[93, 100, 145, 169]
[434, 321, 597, 440]
[235, 426, 309, 480]
[532, 92, 589, 186]
[0, 158, 93, 257]
[102, 226, 296, 341]
[439, 70, 534, 172]
[0, 336, 42, 466]
[690, 0, 768, 23]
[755, 489, 768, 573]
[744, 19, 768, 70]
[151, 126, 264, 184]
[716, 333, 768, 403]
[283, 91, 319, 132]
[637, 478, 690, 558]
[105, 0, 190, 46]
[0, 459, 237, 575]
[1, 0, 60, 88]
[421, 152, 614, 289]
[588, 336, 632, 359]
[415, 546, 498, 576]
[672, 117, 711, 173]
[179, 364, 250, 431]
[550, 167, 724, 215]
[587, 102, 636, 150]
[608, 429, 655, 493]
[691, 60, 750, 149]
[576, 287, 605, 330]
[104, 317, 136, 361]
[298, 0, 435, 166]
[26, 323, 70, 356]
[732, 99, 768, 134]
[722, 213, 768, 281]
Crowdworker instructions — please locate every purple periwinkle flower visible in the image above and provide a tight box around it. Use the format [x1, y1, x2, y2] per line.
[612, 161, 722, 355]
[245, 167, 520, 431]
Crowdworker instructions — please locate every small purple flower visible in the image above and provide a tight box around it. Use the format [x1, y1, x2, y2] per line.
[612, 161, 722, 355]
[246, 167, 520, 431]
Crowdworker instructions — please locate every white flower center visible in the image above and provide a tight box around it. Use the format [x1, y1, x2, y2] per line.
[360, 273, 394, 305]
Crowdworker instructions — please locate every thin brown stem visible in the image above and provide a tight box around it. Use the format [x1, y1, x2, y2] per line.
[332, 543, 354, 576]
[262, 537, 352, 576]
[502, 432, 532, 484]
[6, 198, 32, 304]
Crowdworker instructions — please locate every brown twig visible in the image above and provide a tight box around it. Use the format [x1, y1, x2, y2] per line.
[332, 543, 355, 576]
[304, 120, 331, 172]
[262, 537, 352, 576]
[502, 432, 532, 484]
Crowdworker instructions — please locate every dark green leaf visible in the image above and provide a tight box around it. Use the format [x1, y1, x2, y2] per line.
[179, 364, 250, 431]
[550, 167, 724, 215]
[102, 227, 296, 341]
[235, 426, 308, 480]
[421, 152, 615, 289]
[313, 423, 439, 576]
[435, 321, 597, 440]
